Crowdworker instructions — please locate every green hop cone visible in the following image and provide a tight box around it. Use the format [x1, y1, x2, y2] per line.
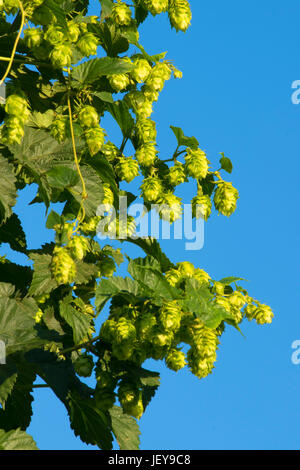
[131, 57, 152, 83]
[96, 370, 116, 390]
[111, 0, 132, 25]
[95, 389, 116, 410]
[168, 0, 192, 32]
[74, 354, 94, 377]
[168, 162, 186, 186]
[177, 261, 194, 278]
[67, 21, 80, 43]
[146, 62, 172, 92]
[142, 85, 160, 102]
[165, 349, 186, 371]
[135, 143, 157, 167]
[67, 236, 90, 261]
[80, 216, 101, 235]
[185, 147, 209, 180]
[212, 281, 225, 296]
[49, 44, 72, 68]
[192, 194, 212, 221]
[187, 348, 215, 379]
[245, 303, 274, 325]
[159, 300, 182, 331]
[78, 105, 99, 128]
[101, 183, 114, 206]
[115, 156, 139, 183]
[156, 193, 182, 222]
[85, 126, 106, 156]
[100, 318, 117, 342]
[142, 0, 168, 15]
[136, 312, 157, 340]
[5, 94, 30, 121]
[193, 268, 211, 286]
[127, 91, 153, 118]
[118, 381, 144, 419]
[31, 4, 56, 26]
[108, 73, 130, 92]
[102, 141, 120, 162]
[77, 32, 98, 56]
[50, 116, 68, 143]
[141, 176, 162, 202]
[51, 246, 77, 285]
[44, 25, 65, 46]
[1, 125, 24, 145]
[165, 267, 182, 287]
[115, 317, 136, 344]
[214, 181, 239, 217]
[24, 27, 43, 49]
[135, 118, 157, 143]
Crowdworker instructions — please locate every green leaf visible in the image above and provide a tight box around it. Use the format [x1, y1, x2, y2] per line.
[74, 259, 99, 285]
[110, 406, 140, 450]
[95, 277, 139, 313]
[107, 101, 134, 138]
[218, 276, 246, 285]
[126, 237, 173, 272]
[100, 0, 114, 19]
[0, 214, 27, 254]
[0, 363, 17, 407]
[85, 153, 118, 197]
[67, 166, 105, 219]
[170, 125, 199, 150]
[219, 153, 233, 174]
[183, 279, 230, 329]
[26, 110, 55, 129]
[46, 166, 80, 190]
[0, 283, 15, 298]
[92, 91, 114, 103]
[59, 297, 91, 345]
[46, 210, 62, 229]
[68, 392, 113, 450]
[28, 253, 57, 297]
[72, 58, 134, 86]
[0, 155, 17, 225]
[0, 429, 38, 450]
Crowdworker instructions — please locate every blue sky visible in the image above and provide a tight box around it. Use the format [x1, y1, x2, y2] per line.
[2, 0, 300, 449]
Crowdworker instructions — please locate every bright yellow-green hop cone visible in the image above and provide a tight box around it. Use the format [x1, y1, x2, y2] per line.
[108, 73, 130, 92]
[50, 116, 68, 143]
[115, 317, 136, 344]
[212, 281, 225, 296]
[115, 156, 139, 183]
[102, 141, 120, 162]
[5, 94, 30, 120]
[131, 57, 152, 83]
[136, 312, 157, 340]
[185, 147, 209, 180]
[156, 193, 182, 222]
[51, 247, 76, 285]
[165, 349, 186, 371]
[136, 143, 157, 167]
[246, 303, 274, 325]
[118, 382, 144, 419]
[127, 91, 153, 118]
[49, 44, 72, 68]
[168, 162, 186, 186]
[78, 106, 99, 128]
[24, 27, 43, 49]
[193, 268, 211, 286]
[165, 267, 182, 287]
[214, 181, 239, 216]
[135, 118, 157, 143]
[67, 236, 90, 261]
[142, 0, 168, 15]
[111, 1, 132, 25]
[159, 300, 182, 331]
[168, 0, 192, 32]
[176, 261, 194, 278]
[80, 216, 101, 235]
[187, 349, 215, 379]
[146, 62, 172, 92]
[76, 32, 98, 56]
[85, 126, 106, 155]
[44, 25, 65, 45]
[67, 21, 80, 43]
[192, 194, 212, 221]
[101, 183, 114, 207]
[34, 309, 44, 324]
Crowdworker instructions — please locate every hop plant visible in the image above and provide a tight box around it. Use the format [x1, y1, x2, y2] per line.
[67, 21, 80, 43]
[118, 381, 144, 419]
[98, 256, 116, 278]
[165, 267, 182, 287]
[193, 268, 211, 286]
[100, 215, 136, 239]
[142, 0, 168, 15]
[115, 317, 136, 344]
[67, 236, 90, 261]
[168, 162, 186, 186]
[84, 127, 106, 156]
[50, 116, 68, 143]
[102, 141, 120, 162]
[168, 0, 192, 32]
[135, 118, 157, 143]
[80, 216, 101, 235]
[136, 312, 157, 340]
[127, 91, 153, 118]
[142, 85, 160, 103]
[177, 261, 195, 278]
[245, 303, 274, 325]
[192, 194, 212, 221]
[49, 44, 72, 68]
[131, 57, 152, 83]
[185, 148, 209, 180]
[214, 181, 239, 217]
[136, 143, 157, 167]
[108, 73, 130, 93]
[141, 176, 162, 202]
[115, 156, 139, 183]
[146, 62, 172, 92]
[111, 1, 132, 25]
[78, 106, 99, 128]
[76, 32, 98, 56]
[159, 301, 182, 331]
[24, 27, 43, 49]
[74, 354, 94, 377]
[165, 349, 186, 371]
[51, 247, 76, 285]
[95, 390, 116, 410]
[101, 183, 114, 207]
[2, 118, 24, 145]
[5, 94, 30, 119]
[156, 193, 182, 222]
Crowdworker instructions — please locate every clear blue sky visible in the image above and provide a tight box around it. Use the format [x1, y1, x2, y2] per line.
[2, 0, 300, 450]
